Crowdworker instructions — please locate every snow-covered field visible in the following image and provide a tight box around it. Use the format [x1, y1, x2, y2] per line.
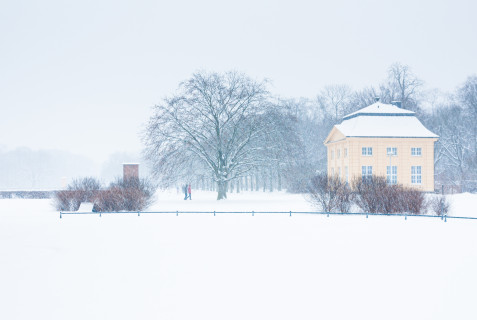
[1, 190, 477, 320]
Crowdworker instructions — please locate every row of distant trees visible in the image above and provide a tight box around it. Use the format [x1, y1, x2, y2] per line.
[143, 64, 477, 199]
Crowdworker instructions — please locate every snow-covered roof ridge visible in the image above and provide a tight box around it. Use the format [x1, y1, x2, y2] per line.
[335, 116, 438, 138]
[330, 102, 438, 139]
[343, 102, 415, 120]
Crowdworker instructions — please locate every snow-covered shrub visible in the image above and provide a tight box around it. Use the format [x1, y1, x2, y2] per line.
[429, 195, 450, 216]
[307, 173, 352, 212]
[54, 177, 102, 211]
[94, 178, 156, 212]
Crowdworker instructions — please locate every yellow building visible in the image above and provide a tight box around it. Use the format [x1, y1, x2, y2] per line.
[324, 101, 439, 192]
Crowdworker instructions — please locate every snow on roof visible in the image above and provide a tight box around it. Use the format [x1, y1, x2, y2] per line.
[330, 102, 438, 139]
[335, 115, 438, 138]
[343, 102, 414, 120]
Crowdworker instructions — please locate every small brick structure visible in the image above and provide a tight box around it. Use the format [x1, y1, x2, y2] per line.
[123, 163, 139, 181]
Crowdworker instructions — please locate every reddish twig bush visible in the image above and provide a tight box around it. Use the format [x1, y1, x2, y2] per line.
[54, 177, 102, 211]
[54, 177, 156, 212]
[307, 173, 352, 213]
[93, 178, 156, 212]
[351, 176, 426, 214]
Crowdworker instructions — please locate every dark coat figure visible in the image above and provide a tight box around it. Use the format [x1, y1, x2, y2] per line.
[183, 184, 188, 200]
[188, 184, 191, 200]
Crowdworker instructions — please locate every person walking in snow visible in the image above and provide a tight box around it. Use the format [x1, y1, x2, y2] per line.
[183, 184, 188, 200]
[188, 184, 192, 200]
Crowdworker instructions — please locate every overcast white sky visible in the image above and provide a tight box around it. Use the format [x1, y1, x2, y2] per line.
[1, 0, 476, 162]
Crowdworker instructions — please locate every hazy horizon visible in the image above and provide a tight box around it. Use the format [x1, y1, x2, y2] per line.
[2, 0, 476, 163]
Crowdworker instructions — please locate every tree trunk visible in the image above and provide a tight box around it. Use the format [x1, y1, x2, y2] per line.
[269, 168, 273, 192]
[217, 180, 228, 200]
[263, 170, 266, 192]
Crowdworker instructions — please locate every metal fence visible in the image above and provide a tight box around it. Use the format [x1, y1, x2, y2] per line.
[59, 210, 477, 222]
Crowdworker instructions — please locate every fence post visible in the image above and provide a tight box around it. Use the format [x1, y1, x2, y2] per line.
[60, 211, 62, 219]
[252, 210, 254, 217]
[289, 210, 292, 217]
[176, 210, 178, 216]
[99, 211, 102, 218]
[214, 210, 215, 216]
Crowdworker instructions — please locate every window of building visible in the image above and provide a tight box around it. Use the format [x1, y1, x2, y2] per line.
[345, 166, 348, 183]
[386, 166, 397, 185]
[331, 167, 334, 176]
[337, 149, 341, 159]
[362, 166, 372, 182]
[362, 147, 373, 156]
[411, 166, 422, 184]
[344, 148, 348, 158]
[411, 147, 422, 156]
[386, 147, 397, 156]
[338, 167, 341, 178]
[331, 150, 334, 160]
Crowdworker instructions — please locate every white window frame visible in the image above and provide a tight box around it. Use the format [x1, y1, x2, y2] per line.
[344, 148, 348, 158]
[345, 166, 348, 183]
[411, 166, 422, 185]
[411, 147, 422, 156]
[386, 147, 397, 156]
[337, 149, 341, 159]
[362, 147, 373, 156]
[362, 165, 372, 181]
[386, 166, 397, 185]
[331, 150, 334, 160]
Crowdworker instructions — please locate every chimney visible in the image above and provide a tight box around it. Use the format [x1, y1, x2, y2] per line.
[374, 97, 380, 102]
[123, 163, 139, 181]
[391, 101, 402, 108]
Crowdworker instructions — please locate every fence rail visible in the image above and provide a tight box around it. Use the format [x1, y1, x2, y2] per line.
[58, 210, 477, 222]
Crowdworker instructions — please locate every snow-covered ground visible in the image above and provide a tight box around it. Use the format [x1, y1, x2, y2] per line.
[1, 190, 477, 320]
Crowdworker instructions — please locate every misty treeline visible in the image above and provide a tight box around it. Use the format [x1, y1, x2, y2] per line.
[0, 147, 98, 190]
[144, 64, 477, 199]
[0, 148, 152, 191]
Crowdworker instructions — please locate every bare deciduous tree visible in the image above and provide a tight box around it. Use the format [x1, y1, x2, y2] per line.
[459, 76, 477, 156]
[384, 62, 424, 112]
[144, 71, 279, 200]
[317, 84, 353, 121]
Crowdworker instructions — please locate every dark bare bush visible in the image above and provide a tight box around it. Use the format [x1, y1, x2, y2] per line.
[54, 190, 79, 211]
[307, 173, 352, 212]
[54, 177, 102, 211]
[352, 176, 388, 213]
[352, 176, 426, 214]
[94, 178, 156, 212]
[429, 195, 450, 216]
[68, 177, 102, 202]
[402, 187, 426, 214]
